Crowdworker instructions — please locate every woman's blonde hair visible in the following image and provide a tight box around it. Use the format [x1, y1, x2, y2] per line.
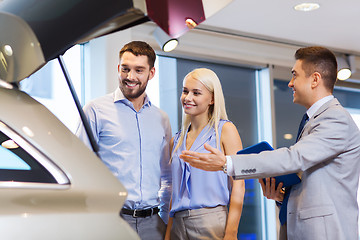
[172, 68, 228, 160]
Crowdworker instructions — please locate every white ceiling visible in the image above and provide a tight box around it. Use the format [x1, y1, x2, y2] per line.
[201, 0, 360, 56]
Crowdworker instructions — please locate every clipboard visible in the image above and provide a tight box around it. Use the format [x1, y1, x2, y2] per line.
[237, 141, 301, 188]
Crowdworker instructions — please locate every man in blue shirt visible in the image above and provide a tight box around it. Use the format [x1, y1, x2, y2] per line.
[76, 41, 172, 239]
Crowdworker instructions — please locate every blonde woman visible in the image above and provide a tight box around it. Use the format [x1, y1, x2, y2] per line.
[165, 68, 245, 240]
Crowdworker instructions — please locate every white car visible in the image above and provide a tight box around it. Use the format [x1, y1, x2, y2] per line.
[0, 79, 139, 239]
[0, 0, 232, 238]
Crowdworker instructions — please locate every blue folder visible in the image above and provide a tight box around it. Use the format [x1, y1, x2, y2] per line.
[236, 141, 301, 188]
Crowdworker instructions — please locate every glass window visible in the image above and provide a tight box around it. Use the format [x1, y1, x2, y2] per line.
[0, 139, 31, 171]
[273, 79, 305, 148]
[158, 56, 261, 239]
[274, 79, 360, 240]
[175, 58, 258, 147]
[335, 87, 360, 240]
[0, 122, 62, 184]
[0, 145, 31, 171]
[20, 45, 82, 133]
[274, 79, 360, 147]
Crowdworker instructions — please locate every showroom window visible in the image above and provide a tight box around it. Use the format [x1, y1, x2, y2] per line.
[274, 78, 360, 149]
[157, 55, 263, 239]
[273, 79, 305, 148]
[274, 79, 360, 240]
[20, 45, 82, 133]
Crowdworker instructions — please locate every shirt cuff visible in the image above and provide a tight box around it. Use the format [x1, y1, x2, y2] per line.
[226, 156, 235, 176]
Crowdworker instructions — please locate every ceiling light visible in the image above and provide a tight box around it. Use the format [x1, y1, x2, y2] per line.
[337, 55, 356, 81]
[162, 39, 179, 52]
[294, 3, 320, 12]
[153, 27, 179, 52]
[337, 68, 351, 81]
[283, 133, 293, 140]
[185, 18, 198, 30]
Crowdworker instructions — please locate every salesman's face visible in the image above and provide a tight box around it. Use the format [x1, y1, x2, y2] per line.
[288, 60, 313, 109]
[118, 52, 155, 101]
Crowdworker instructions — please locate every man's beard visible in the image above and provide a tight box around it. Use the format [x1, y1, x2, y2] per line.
[120, 76, 149, 100]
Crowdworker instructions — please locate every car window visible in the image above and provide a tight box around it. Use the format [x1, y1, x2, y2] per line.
[0, 122, 70, 185]
[0, 143, 31, 170]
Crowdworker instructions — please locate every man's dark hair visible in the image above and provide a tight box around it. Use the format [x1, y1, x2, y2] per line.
[295, 46, 338, 92]
[119, 41, 156, 68]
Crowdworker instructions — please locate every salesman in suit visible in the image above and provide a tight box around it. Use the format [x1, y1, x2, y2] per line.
[179, 46, 360, 240]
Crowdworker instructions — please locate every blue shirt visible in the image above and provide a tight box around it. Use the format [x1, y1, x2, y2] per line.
[170, 119, 231, 217]
[76, 88, 172, 222]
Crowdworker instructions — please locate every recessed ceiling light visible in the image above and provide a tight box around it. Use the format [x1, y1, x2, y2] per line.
[283, 133, 293, 140]
[294, 3, 320, 12]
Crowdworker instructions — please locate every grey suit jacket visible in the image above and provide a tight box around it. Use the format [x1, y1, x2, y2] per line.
[231, 98, 360, 240]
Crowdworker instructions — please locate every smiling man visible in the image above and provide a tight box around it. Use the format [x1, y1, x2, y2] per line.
[76, 41, 172, 239]
[180, 46, 360, 240]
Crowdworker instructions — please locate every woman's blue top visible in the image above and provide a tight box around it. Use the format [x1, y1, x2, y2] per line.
[170, 119, 231, 217]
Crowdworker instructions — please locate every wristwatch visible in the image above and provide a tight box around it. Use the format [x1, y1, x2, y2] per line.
[222, 162, 227, 174]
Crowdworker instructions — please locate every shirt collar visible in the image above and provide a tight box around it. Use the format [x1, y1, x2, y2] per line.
[306, 95, 334, 119]
[114, 87, 126, 102]
[113, 87, 152, 107]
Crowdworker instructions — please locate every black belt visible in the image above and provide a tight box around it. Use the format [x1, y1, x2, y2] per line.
[121, 207, 159, 218]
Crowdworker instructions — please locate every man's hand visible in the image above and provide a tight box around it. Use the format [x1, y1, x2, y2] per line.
[180, 143, 226, 171]
[259, 178, 285, 202]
